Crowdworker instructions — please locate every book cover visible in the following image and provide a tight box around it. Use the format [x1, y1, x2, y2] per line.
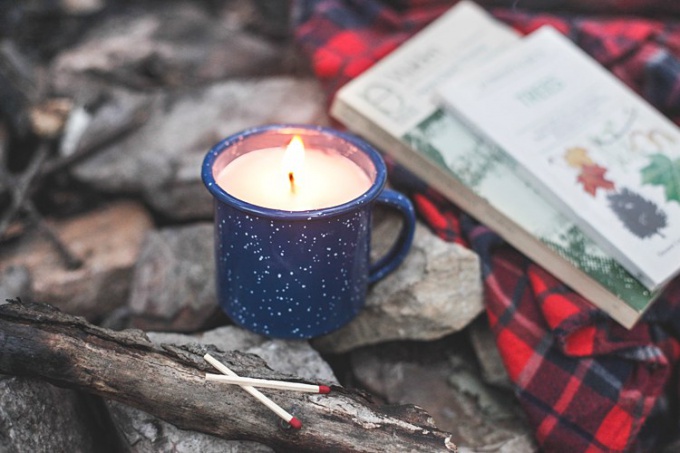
[331, 1, 658, 328]
[436, 26, 680, 292]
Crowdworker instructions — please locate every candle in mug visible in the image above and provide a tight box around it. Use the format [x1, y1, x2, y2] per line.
[216, 136, 372, 211]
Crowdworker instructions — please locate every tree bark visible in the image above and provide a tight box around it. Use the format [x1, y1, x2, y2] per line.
[0, 300, 457, 452]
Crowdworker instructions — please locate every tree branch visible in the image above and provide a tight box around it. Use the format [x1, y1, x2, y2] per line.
[0, 300, 457, 453]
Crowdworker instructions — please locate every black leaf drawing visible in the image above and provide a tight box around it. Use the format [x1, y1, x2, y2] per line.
[607, 188, 667, 239]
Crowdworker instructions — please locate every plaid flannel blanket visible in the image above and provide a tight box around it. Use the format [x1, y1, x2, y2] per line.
[294, 1, 680, 451]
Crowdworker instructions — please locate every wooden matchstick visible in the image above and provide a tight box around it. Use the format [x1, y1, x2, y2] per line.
[205, 373, 331, 394]
[203, 353, 302, 429]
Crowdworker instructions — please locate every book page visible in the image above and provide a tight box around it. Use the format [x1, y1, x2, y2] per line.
[335, 0, 518, 137]
[437, 26, 680, 290]
[333, 4, 658, 322]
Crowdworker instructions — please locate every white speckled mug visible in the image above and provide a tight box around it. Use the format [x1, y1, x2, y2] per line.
[202, 124, 416, 339]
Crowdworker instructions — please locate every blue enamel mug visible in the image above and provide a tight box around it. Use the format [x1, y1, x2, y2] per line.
[202, 124, 415, 339]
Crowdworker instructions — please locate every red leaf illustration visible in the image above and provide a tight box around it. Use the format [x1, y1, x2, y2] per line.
[577, 163, 615, 196]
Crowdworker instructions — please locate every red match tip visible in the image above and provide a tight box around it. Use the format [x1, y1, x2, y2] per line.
[289, 417, 302, 430]
[318, 385, 331, 394]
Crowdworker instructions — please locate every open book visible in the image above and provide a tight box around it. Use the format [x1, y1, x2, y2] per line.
[331, 0, 658, 328]
[437, 26, 680, 292]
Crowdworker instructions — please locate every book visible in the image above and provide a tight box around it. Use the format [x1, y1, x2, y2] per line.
[330, 0, 659, 328]
[436, 26, 680, 292]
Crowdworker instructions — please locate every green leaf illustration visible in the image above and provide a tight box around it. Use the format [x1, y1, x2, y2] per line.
[640, 154, 680, 204]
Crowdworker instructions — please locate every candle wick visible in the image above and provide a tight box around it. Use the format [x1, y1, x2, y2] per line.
[288, 172, 296, 194]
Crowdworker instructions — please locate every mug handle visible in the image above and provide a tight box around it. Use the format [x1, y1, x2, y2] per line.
[369, 189, 416, 284]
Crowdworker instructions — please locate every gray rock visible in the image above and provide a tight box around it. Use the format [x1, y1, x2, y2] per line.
[0, 375, 98, 453]
[313, 215, 483, 353]
[0, 41, 47, 137]
[468, 316, 512, 389]
[147, 325, 266, 353]
[662, 436, 680, 453]
[457, 435, 538, 453]
[70, 77, 329, 220]
[49, 1, 296, 95]
[0, 265, 32, 303]
[224, 0, 293, 38]
[0, 201, 154, 320]
[107, 400, 274, 453]
[61, 0, 105, 15]
[60, 88, 154, 159]
[128, 223, 218, 332]
[246, 340, 338, 383]
[351, 339, 535, 451]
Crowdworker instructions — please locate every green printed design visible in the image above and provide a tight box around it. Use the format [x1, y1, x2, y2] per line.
[404, 110, 503, 190]
[541, 227, 652, 310]
[641, 154, 680, 204]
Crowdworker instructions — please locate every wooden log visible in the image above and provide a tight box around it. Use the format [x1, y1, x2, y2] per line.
[0, 300, 458, 453]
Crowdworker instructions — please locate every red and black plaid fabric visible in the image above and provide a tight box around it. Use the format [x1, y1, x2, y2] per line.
[294, 1, 680, 451]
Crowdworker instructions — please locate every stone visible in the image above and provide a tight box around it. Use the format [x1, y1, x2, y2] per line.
[223, 0, 293, 39]
[0, 122, 7, 194]
[61, 0, 105, 15]
[0, 265, 32, 303]
[0, 41, 47, 138]
[350, 337, 535, 451]
[312, 213, 483, 353]
[468, 316, 512, 389]
[69, 77, 329, 220]
[246, 340, 338, 383]
[0, 375, 98, 452]
[128, 223, 218, 332]
[49, 1, 296, 95]
[457, 435, 538, 453]
[59, 87, 154, 158]
[0, 201, 153, 320]
[662, 437, 680, 453]
[106, 400, 275, 453]
[147, 325, 266, 353]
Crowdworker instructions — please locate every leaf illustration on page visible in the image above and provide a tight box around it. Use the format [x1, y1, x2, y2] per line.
[564, 147, 594, 168]
[641, 154, 680, 204]
[577, 163, 615, 196]
[607, 188, 667, 239]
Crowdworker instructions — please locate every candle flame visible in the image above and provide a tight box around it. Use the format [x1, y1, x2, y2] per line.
[283, 135, 305, 193]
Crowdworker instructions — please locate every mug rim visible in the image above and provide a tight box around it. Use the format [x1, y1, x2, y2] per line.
[201, 124, 387, 220]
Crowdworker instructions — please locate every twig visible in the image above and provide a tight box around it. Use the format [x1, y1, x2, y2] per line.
[0, 142, 50, 237]
[25, 202, 83, 269]
[0, 142, 82, 270]
[0, 100, 149, 269]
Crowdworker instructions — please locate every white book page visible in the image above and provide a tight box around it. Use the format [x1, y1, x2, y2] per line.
[436, 26, 680, 288]
[335, 0, 518, 137]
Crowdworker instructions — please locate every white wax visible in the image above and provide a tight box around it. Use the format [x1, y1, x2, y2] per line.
[216, 147, 372, 211]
